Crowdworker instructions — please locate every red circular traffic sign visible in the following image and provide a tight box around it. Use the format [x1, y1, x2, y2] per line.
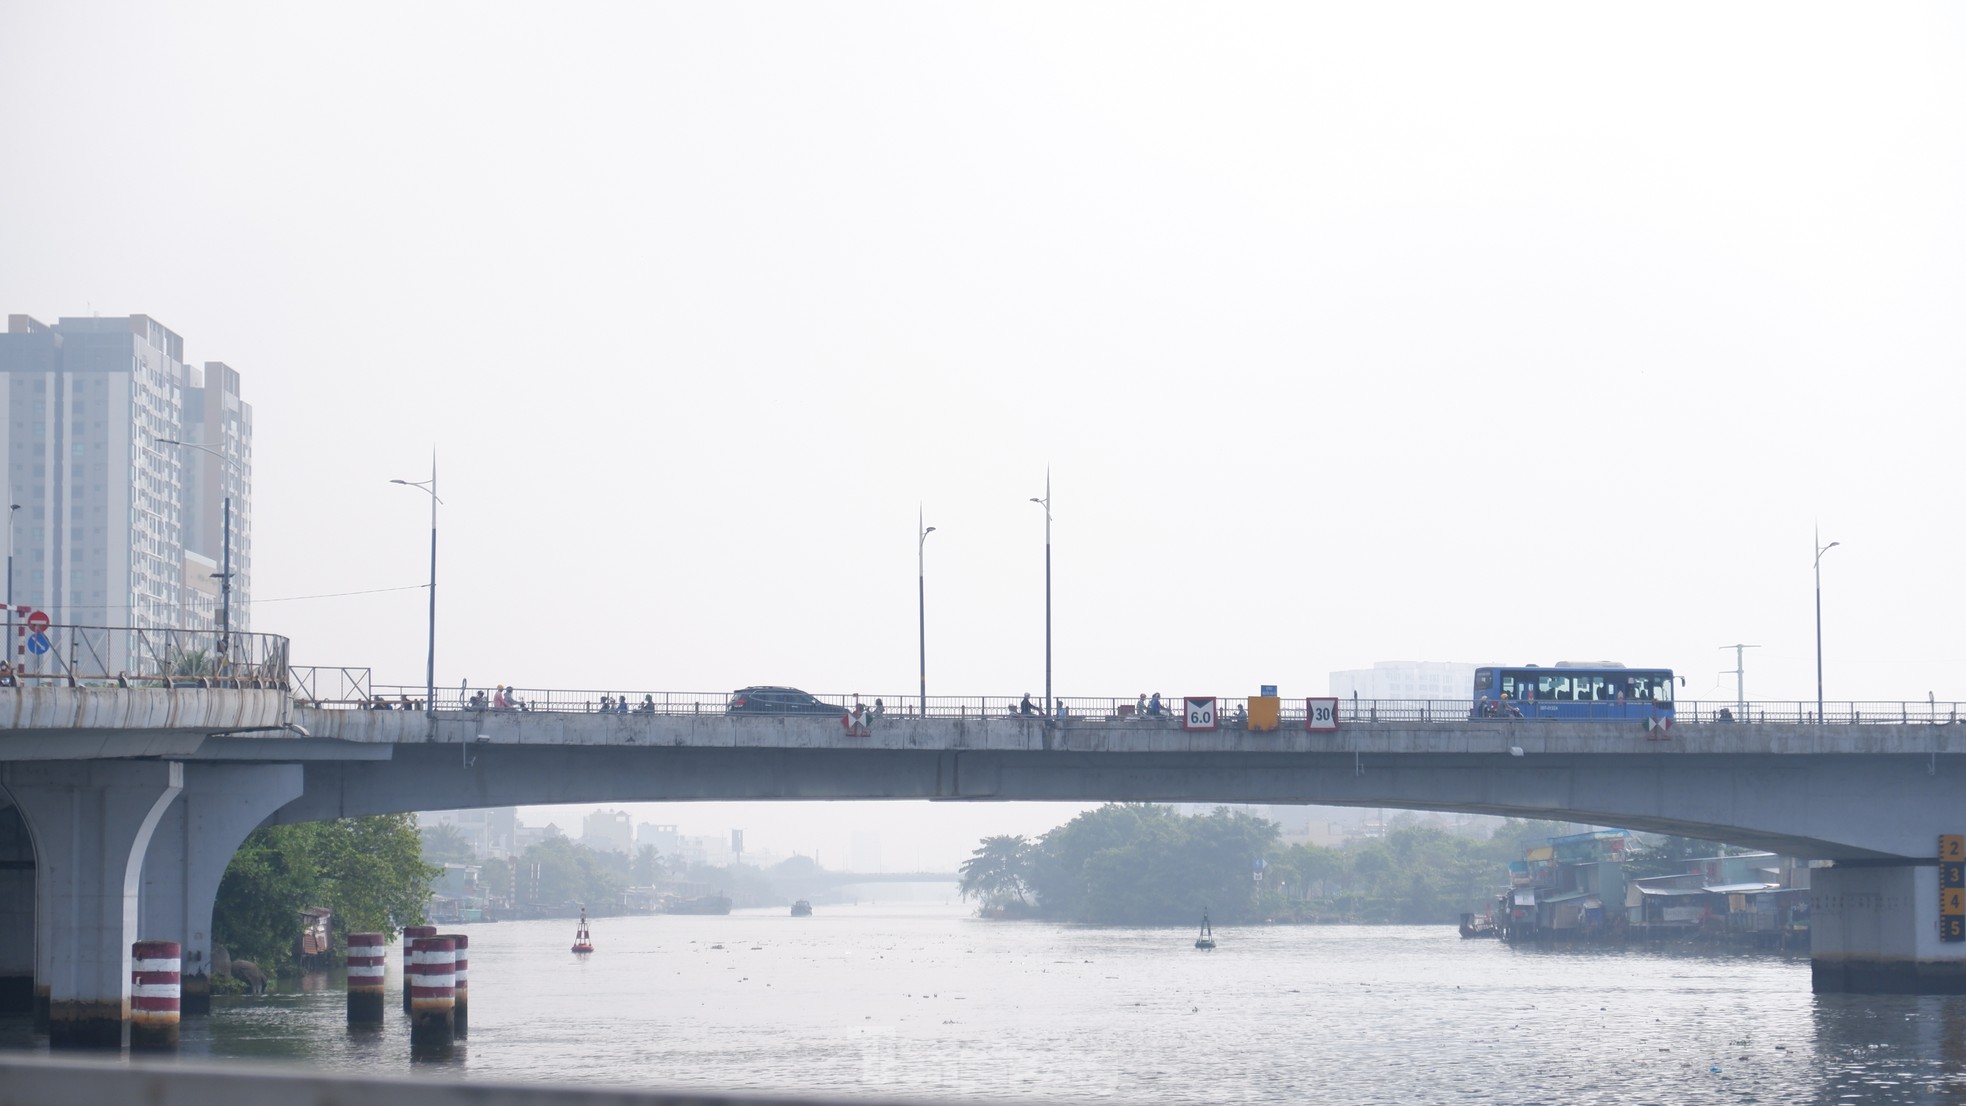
[25, 611, 48, 634]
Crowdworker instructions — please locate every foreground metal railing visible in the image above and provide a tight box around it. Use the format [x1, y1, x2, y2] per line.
[2, 623, 290, 690]
[311, 685, 1966, 727]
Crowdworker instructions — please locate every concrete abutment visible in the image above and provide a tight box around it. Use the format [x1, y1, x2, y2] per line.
[1812, 864, 1966, 993]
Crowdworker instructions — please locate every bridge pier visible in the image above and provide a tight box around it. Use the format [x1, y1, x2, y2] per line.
[0, 760, 182, 1047]
[0, 795, 31, 1013]
[1812, 863, 1966, 993]
[140, 764, 305, 1014]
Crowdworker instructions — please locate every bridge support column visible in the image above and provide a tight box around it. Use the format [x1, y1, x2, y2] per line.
[140, 763, 305, 1015]
[0, 794, 33, 1014]
[1812, 863, 1966, 993]
[0, 760, 182, 1047]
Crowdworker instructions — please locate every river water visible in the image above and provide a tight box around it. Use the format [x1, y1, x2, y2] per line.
[8, 899, 1966, 1103]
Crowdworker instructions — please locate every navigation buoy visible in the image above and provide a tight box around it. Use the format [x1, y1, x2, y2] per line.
[1195, 907, 1216, 951]
[572, 906, 594, 955]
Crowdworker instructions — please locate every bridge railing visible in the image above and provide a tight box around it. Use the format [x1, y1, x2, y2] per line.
[2, 623, 290, 690]
[321, 687, 1966, 726]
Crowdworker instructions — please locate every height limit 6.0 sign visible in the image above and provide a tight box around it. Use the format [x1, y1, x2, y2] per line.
[1183, 696, 1217, 732]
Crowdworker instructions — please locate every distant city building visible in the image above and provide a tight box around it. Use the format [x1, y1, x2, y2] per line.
[0, 313, 252, 665]
[581, 808, 634, 854]
[1328, 660, 1476, 701]
[419, 807, 518, 859]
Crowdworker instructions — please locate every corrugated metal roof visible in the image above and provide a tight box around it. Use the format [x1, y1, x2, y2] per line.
[1633, 885, 1711, 897]
[1705, 882, 1782, 894]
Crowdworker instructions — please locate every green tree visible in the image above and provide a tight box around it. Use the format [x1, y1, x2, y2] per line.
[959, 835, 1032, 909]
[633, 844, 667, 885]
[419, 822, 476, 864]
[212, 814, 438, 976]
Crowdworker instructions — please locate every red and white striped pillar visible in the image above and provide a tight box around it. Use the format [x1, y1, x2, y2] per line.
[130, 940, 181, 1051]
[439, 933, 468, 1038]
[400, 925, 436, 1013]
[346, 932, 386, 1025]
[407, 936, 455, 1055]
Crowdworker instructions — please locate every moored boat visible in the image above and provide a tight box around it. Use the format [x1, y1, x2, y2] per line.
[790, 899, 812, 917]
[664, 893, 733, 916]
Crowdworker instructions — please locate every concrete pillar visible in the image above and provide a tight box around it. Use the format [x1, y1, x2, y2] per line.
[400, 925, 436, 1013]
[0, 795, 33, 1014]
[346, 932, 386, 1025]
[1813, 863, 1966, 993]
[407, 935, 455, 1058]
[138, 764, 304, 1015]
[439, 933, 467, 1037]
[129, 940, 180, 1051]
[0, 760, 182, 1048]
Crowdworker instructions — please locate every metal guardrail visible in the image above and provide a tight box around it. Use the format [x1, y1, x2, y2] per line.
[315, 686, 1966, 727]
[1, 623, 290, 690]
[291, 665, 372, 705]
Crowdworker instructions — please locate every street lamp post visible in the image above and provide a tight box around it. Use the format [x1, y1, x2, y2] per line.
[158, 438, 236, 663]
[1814, 528, 1840, 724]
[1029, 473, 1051, 722]
[392, 457, 439, 720]
[918, 508, 935, 718]
[6, 503, 18, 659]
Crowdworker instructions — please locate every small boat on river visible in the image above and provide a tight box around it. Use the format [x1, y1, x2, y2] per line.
[572, 906, 594, 954]
[665, 893, 733, 915]
[1195, 908, 1216, 951]
[790, 899, 812, 917]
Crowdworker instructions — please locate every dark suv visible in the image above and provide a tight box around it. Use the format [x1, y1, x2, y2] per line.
[726, 686, 839, 715]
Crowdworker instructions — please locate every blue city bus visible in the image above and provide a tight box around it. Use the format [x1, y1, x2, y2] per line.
[1471, 664, 1675, 720]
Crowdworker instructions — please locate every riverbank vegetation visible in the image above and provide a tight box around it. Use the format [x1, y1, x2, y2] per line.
[959, 804, 1724, 925]
[212, 814, 436, 976]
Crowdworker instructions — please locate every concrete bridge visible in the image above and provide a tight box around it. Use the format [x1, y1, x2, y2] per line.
[6, 683, 1966, 1048]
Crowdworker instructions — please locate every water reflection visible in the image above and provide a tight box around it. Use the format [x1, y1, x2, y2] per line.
[8, 904, 1966, 1103]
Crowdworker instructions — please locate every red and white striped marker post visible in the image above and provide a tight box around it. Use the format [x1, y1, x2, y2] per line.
[346, 932, 386, 1025]
[407, 936, 455, 1056]
[400, 925, 437, 1013]
[130, 940, 181, 1051]
[439, 933, 468, 1038]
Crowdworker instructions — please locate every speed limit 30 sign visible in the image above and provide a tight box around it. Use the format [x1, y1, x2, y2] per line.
[1306, 697, 1339, 732]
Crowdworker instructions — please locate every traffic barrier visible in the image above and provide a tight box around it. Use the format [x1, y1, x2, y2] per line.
[407, 936, 455, 1056]
[130, 940, 180, 1051]
[347, 932, 386, 1025]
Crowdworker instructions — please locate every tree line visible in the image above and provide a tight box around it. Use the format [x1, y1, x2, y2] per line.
[959, 804, 1696, 925]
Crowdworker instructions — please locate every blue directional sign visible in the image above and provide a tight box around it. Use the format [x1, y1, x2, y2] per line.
[25, 632, 49, 655]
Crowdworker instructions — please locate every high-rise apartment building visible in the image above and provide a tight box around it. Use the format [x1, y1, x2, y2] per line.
[1328, 660, 1476, 701]
[0, 313, 252, 666]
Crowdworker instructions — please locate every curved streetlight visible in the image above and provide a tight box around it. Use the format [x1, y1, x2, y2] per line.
[1030, 471, 1051, 723]
[392, 456, 439, 720]
[157, 437, 239, 662]
[918, 508, 935, 717]
[1814, 529, 1839, 724]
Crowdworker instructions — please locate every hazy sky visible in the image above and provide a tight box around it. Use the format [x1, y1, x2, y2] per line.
[4, 4, 1961, 865]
